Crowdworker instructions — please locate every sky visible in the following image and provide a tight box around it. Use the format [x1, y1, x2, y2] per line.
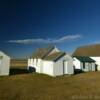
[0, 0, 100, 58]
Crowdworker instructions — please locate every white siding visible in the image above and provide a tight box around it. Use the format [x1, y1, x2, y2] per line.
[27, 51, 74, 76]
[73, 58, 81, 69]
[42, 61, 54, 76]
[66, 59, 74, 74]
[0, 52, 10, 76]
[90, 57, 100, 70]
[73, 57, 96, 72]
[53, 60, 63, 76]
[82, 62, 95, 72]
[82, 62, 90, 72]
[28, 59, 31, 68]
[36, 59, 42, 73]
[28, 59, 34, 67]
[53, 54, 74, 76]
[28, 58, 42, 73]
[92, 63, 95, 71]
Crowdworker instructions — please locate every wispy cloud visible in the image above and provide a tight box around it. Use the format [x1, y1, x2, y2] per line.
[8, 34, 82, 44]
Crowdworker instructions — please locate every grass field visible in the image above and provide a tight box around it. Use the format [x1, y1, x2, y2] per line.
[0, 72, 100, 100]
[0, 60, 100, 100]
[10, 59, 27, 68]
[10, 59, 28, 75]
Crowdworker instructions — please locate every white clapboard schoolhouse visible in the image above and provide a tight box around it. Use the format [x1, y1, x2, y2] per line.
[28, 46, 74, 76]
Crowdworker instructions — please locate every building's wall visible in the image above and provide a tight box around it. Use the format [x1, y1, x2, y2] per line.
[28, 59, 30, 68]
[28, 59, 34, 69]
[80, 62, 95, 72]
[90, 57, 100, 70]
[28, 59, 33, 67]
[36, 59, 42, 73]
[73, 58, 81, 69]
[27, 58, 42, 73]
[53, 54, 74, 76]
[73, 57, 95, 72]
[91, 63, 95, 71]
[53, 60, 63, 76]
[42, 61, 54, 76]
[66, 59, 74, 74]
[0, 52, 10, 76]
[27, 53, 74, 76]
[28, 58, 59, 76]
[82, 62, 90, 72]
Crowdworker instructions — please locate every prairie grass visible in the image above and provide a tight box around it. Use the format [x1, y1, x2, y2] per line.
[0, 59, 100, 100]
[0, 72, 100, 100]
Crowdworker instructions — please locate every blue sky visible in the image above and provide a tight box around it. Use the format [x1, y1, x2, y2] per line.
[0, 0, 100, 58]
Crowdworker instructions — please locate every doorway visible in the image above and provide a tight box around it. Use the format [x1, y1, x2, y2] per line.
[63, 60, 68, 74]
[28, 66, 36, 73]
[88, 63, 92, 71]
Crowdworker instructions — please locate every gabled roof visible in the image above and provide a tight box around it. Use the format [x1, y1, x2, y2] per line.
[44, 52, 66, 62]
[0, 56, 3, 59]
[75, 56, 95, 62]
[31, 46, 66, 61]
[0, 51, 10, 59]
[31, 46, 55, 59]
[73, 44, 100, 56]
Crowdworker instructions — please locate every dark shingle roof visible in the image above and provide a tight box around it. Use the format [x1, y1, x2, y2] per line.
[31, 46, 54, 59]
[44, 52, 66, 61]
[0, 56, 3, 59]
[31, 46, 66, 61]
[73, 44, 100, 56]
[75, 56, 95, 62]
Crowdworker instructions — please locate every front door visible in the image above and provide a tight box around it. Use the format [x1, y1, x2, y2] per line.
[88, 63, 92, 71]
[63, 61, 68, 74]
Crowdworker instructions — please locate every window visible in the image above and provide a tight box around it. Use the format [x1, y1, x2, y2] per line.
[83, 62, 85, 69]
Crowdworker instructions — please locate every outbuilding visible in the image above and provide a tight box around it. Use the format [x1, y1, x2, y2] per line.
[0, 51, 10, 76]
[73, 56, 96, 72]
[72, 44, 100, 71]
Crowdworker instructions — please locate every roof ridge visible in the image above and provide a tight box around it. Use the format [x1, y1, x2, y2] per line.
[77, 43, 100, 49]
[73, 43, 100, 56]
[31, 46, 55, 58]
[43, 51, 66, 61]
[42, 46, 55, 58]
[53, 52, 66, 61]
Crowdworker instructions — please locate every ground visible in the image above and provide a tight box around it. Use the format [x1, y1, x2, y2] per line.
[0, 60, 100, 100]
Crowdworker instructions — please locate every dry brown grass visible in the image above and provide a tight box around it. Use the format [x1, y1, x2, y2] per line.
[10, 59, 27, 69]
[0, 72, 100, 100]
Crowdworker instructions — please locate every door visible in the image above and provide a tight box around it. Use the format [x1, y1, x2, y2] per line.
[28, 66, 36, 73]
[88, 63, 92, 71]
[63, 61, 68, 74]
[0, 60, 1, 74]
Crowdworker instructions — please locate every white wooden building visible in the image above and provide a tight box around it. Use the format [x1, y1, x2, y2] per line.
[28, 46, 74, 76]
[0, 51, 10, 76]
[73, 56, 96, 72]
[73, 44, 100, 71]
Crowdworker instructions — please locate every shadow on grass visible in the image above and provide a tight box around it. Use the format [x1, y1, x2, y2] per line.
[10, 68, 29, 75]
[74, 69, 84, 75]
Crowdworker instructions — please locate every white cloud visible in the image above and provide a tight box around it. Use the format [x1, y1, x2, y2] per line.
[8, 34, 82, 44]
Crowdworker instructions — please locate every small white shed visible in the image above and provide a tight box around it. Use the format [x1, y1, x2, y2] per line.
[28, 46, 74, 76]
[42, 52, 74, 76]
[72, 44, 100, 71]
[73, 56, 96, 72]
[0, 51, 10, 76]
